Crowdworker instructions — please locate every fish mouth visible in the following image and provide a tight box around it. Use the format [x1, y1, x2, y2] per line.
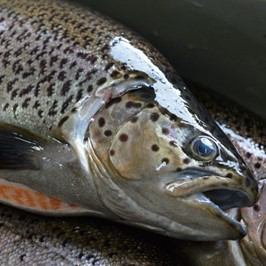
[165, 168, 258, 238]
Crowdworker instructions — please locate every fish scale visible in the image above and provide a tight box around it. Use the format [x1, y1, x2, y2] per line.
[0, 0, 170, 137]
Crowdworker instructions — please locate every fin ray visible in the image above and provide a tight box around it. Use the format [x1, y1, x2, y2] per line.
[0, 124, 46, 170]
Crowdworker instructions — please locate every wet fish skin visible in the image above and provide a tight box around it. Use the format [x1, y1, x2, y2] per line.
[0, 0, 258, 241]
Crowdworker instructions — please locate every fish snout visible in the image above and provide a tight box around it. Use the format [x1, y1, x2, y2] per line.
[165, 167, 258, 210]
[203, 175, 258, 211]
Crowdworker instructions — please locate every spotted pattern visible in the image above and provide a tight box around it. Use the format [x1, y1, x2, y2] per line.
[150, 112, 159, 122]
[0, 0, 174, 138]
[151, 144, 159, 152]
[119, 133, 128, 142]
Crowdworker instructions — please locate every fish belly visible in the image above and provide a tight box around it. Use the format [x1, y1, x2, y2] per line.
[0, 178, 88, 215]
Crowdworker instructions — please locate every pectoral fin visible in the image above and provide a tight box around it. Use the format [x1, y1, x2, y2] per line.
[0, 124, 46, 170]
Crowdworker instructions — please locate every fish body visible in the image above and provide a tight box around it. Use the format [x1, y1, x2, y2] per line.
[0, 0, 258, 240]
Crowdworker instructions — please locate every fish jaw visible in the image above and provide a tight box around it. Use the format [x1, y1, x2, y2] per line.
[95, 162, 257, 241]
[165, 169, 258, 208]
[160, 168, 258, 240]
[176, 193, 247, 240]
[90, 162, 256, 241]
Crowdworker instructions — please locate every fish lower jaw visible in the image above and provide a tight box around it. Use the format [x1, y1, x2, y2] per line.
[196, 192, 246, 239]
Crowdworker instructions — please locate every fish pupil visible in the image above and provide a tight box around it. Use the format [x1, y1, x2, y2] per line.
[192, 137, 217, 159]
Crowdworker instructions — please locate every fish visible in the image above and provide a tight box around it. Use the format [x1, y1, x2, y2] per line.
[175, 87, 266, 266]
[0, 0, 258, 241]
[0, 85, 263, 266]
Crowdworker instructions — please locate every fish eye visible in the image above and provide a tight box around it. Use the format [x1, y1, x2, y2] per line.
[190, 136, 218, 161]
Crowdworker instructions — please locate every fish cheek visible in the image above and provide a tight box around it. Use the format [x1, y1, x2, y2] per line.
[109, 119, 183, 180]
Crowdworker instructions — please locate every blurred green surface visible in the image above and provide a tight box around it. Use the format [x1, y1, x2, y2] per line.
[74, 0, 266, 119]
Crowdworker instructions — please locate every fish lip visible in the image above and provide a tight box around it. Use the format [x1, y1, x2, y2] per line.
[164, 167, 257, 237]
[165, 168, 257, 208]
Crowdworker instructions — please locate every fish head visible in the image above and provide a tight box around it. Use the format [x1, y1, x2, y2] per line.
[86, 37, 258, 240]
[89, 86, 258, 241]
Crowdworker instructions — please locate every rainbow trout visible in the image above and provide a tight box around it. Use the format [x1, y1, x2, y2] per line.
[0, 87, 264, 266]
[0, 0, 258, 241]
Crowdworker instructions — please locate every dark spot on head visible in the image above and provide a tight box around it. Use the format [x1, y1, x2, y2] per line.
[124, 73, 129, 79]
[110, 70, 121, 79]
[104, 130, 112, 137]
[183, 158, 190, 164]
[119, 133, 128, 142]
[176, 167, 182, 172]
[146, 103, 155, 108]
[98, 117, 105, 127]
[126, 101, 133, 108]
[254, 162, 261, 169]
[130, 116, 138, 123]
[110, 149, 115, 156]
[150, 112, 159, 122]
[151, 144, 159, 152]
[126, 101, 141, 109]
[162, 127, 169, 135]
[226, 173, 233, 178]
[121, 64, 127, 70]
[162, 158, 169, 164]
